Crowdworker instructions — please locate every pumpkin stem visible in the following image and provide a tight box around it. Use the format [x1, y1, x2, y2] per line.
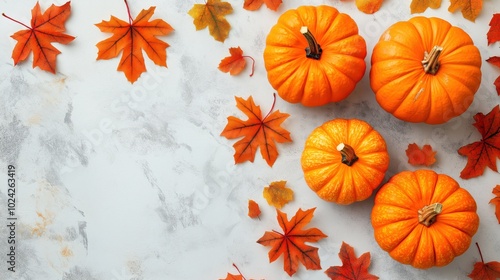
[301, 26, 322, 60]
[336, 143, 358, 166]
[422, 46, 443, 75]
[418, 203, 442, 227]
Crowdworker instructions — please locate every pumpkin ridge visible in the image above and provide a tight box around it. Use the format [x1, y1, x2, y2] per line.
[439, 64, 481, 92]
[376, 72, 425, 113]
[320, 55, 357, 84]
[432, 73, 460, 120]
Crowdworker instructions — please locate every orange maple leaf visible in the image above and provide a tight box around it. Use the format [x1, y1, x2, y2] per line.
[2, 1, 74, 73]
[248, 199, 261, 218]
[188, 0, 233, 42]
[325, 242, 379, 280]
[405, 143, 437, 166]
[468, 243, 500, 280]
[486, 57, 500, 96]
[263, 181, 293, 209]
[410, 0, 442, 13]
[220, 263, 258, 280]
[458, 105, 500, 179]
[218, 47, 255, 77]
[220, 94, 292, 167]
[490, 185, 500, 224]
[487, 13, 500, 45]
[95, 0, 173, 83]
[448, 0, 483, 22]
[257, 208, 327, 276]
[243, 0, 282, 11]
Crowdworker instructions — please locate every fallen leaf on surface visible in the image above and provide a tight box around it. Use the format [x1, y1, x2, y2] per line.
[405, 143, 437, 166]
[188, 0, 233, 42]
[468, 243, 500, 280]
[263, 181, 293, 209]
[448, 0, 483, 22]
[218, 47, 255, 77]
[257, 208, 327, 276]
[248, 200, 261, 218]
[487, 13, 500, 45]
[486, 57, 500, 96]
[458, 105, 500, 179]
[410, 0, 442, 14]
[355, 0, 384, 14]
[3, 1, 74, 73]
[490, 185, 500, 224]
[243, 0, 282, 11]
[95, 0, 173, 83]
[220, 94, 292, 167]
[325, 242, 379, 280]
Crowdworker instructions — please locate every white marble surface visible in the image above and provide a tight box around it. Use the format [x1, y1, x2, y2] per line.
[0, 0, 499, 279]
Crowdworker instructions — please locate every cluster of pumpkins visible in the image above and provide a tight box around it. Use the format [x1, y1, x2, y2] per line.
[263, 6, 482, 269]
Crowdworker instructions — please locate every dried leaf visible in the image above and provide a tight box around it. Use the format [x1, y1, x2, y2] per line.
[95, 0, 173, 83]
[243, 0, 282, 11]
[3, 1, 75, 73]
[220, 94, 292, 167]
[325, 242, 379, 280]
[486, 57, 500, 96]
[248, 199, 261, 218]
[218, 47, 255, 76]
[448, 0, 483, 22]
[490, 185, 500, 224]
[188, 0, 232, 42]
[468, 243, 500, 280]
[458, 105, 500, 179]
[355, 0, 384, 14]
[495, 76, 500, 97]
[263, 181, 293, 209]
[410, 0, 442, 13]
[405, 143, 436, 166]
[257, 208, 327, 276]
[487, 13, 500, 45]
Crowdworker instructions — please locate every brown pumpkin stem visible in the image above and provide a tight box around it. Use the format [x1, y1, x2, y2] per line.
[418, 203, 442, 227]
[301, 26, 322, 60]
[336, 143, 358, 166]
[422, 46, 443, 75]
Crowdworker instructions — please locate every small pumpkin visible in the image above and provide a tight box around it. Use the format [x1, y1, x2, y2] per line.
[371, 170, 479, 269]
[264, 5, 367, 107]
[370, 16, 482, 124]
[301, 118, 389, 204]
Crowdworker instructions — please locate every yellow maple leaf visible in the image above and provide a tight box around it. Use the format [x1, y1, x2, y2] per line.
[263, 181, 293, 209]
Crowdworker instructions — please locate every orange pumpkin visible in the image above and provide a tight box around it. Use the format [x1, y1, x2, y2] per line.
[370, 16, 482, 124]
[301, 118, 389, 204]
[264, 5, 367, 107]
[371, 170, 479, 269]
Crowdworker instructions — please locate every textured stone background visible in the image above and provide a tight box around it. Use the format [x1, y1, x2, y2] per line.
[0, 0, 498, 279]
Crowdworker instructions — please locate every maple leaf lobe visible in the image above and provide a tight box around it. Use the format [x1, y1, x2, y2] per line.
[325, 242, 379, 280]
[448, 0, 483, 22]
[488, 14, 500, 45]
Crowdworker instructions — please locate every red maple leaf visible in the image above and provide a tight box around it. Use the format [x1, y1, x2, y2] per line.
[488, 13, 500, 45]
[468, 243, 500, 280]
[490, 185, 500, 224]
[218, 47, 255, 76]
[2, 1, 75, 73]
[458, 105, 500, 179]
[486, 57, 500, 96]
[220, 94, 292, 167]
[257, 208, 327, 276]
[325, 242, 379, 280]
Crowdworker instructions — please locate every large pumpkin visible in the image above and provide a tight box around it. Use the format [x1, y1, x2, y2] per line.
[371, 170, 479, 269]
[264, 5, 367, 107]
[370, 16, 482, 124]
[301, 118, 389, 204]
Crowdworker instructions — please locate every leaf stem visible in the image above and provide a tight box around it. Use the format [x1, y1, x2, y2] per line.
[2, 13, 31, 29]
[124, 0, 133, 24]
[232, 263, 246, 280]
[263, 93, 277, 120]
[242, 55, 255, 77]
[475, 242, 485, 264]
